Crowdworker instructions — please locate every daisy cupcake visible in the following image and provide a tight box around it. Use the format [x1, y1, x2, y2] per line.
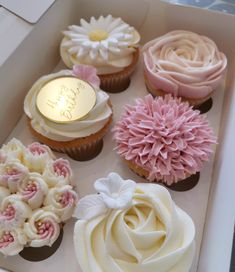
[143, 30, 227, 106]
[60, 15, 140, 93]
[24, 65, 112, 161]
[113, 95, 216, 186]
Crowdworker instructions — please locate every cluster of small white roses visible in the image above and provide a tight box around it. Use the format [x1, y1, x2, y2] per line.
[0, 138, 78, 256]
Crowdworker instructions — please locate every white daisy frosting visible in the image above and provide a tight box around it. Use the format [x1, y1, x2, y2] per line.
[74, 173, 195, 272]
[60, 15, 140, 74]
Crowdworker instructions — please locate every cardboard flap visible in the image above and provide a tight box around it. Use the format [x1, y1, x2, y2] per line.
[0, 0, 55, 23]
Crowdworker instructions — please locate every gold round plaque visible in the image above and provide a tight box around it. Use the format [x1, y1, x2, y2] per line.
[36, 77, 96, 123]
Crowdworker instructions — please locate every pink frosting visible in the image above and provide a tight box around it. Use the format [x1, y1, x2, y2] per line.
[28, 142, 48, 155]
[72, 64, 100, 88]
[53, 159, 72, 178]
[143, 30, 227, 99]
[113, 94, 217, 184]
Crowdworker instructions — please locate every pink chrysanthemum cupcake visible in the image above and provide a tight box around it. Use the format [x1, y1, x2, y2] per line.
[113, 94, 216, 186]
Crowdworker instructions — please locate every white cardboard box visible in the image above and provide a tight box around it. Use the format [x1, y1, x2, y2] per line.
[0, 0, 234, 271]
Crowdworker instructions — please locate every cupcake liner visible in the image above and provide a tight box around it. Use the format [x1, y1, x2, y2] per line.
[125, 159, 199, 191]
[99, 48, 139, 93]
[144, 72, 213, 107]
[51, 138, 103, 161]
[27, 116, 112, 161]
[19, 228, 63, 262]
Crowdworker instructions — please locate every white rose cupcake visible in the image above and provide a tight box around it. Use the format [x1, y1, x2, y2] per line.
[24, 66, 112, 161]
[60, 15, 140, 92]
[143, 30, 227, 105]
[74, 173, 195, 272]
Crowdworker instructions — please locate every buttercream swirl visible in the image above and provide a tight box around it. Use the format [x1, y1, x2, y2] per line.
[0, 228, 27, 256]
[44, 185, 78, 221]
[143, 30, 227, 99]
[60, 15, 140, 74]
[0, 195, 31, 230]
[113, 95, 216, 184]
[43, 158, 73, 188]
[74, 174, 195, 272]
[24, 69, 112, 141]
[17, 172, 48, 209]
[1, 138, 25, 163]
[23, 142, 55, 173]
[24, 209, 60, 247]
[0, 161, 29, 193]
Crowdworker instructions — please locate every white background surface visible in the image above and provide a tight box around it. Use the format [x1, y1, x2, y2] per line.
[0, 0, 235, 271]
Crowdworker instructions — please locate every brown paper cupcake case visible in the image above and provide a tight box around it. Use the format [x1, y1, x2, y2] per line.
[99, 48, 139, 93]
[27, 116, 112, 161]
[125, 159, 199, 191]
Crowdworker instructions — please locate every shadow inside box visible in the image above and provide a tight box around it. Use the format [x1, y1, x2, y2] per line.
[19, 229, 63, 262]
[164, 172, 200, 192]
[193, 97, 213, 114]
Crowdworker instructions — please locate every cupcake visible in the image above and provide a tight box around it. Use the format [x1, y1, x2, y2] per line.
[60, 15, 140, 93]
[74, 172, 195, 272]
[113, 95, 216, 186]
[24, 65, 112, 161]
[0, 139, 78, 257]
[143, 30, 227, 105]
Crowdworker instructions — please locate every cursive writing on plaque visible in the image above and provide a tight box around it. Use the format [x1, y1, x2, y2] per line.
[46, 83, 84, 120]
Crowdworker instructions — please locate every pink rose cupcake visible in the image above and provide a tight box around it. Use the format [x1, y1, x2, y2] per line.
[143, 30, 227, 106]
[113, 95, 216, 187]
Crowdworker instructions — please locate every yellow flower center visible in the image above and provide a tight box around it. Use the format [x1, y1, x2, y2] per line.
[89, 29, 109, 42]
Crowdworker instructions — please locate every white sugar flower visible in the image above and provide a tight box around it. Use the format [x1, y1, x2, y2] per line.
[94, 172, 136, 209]
[74, 173, 136, 221]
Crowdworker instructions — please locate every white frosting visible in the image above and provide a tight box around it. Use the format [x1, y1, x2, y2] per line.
[42, 158, 73, 188]
[0, 186, 10, 206]
[60, 15, 140, 74]
[18, 173, 48, 210]
[0, 228, 27, 256]
[24, 70, 112, 141]
[24, 209, 60, 247]
[0, 195, 32, 230]
[23, 143, 55, 173]
[74, 173, 195, 272]
[1, 138, 25, 163]
[44, 185, 78, 221]
[0, 160, 29, 193]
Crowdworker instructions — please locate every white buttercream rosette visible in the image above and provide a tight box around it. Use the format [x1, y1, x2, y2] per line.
[0, 139, 78, 256]
[44, 185, 78, 221]
[17, 173, 49, 209]
[24, 209, 60, 247]
[143, 30, 227, 100]
[74, 173, 195, 272]
[0, 228, 27, 256]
